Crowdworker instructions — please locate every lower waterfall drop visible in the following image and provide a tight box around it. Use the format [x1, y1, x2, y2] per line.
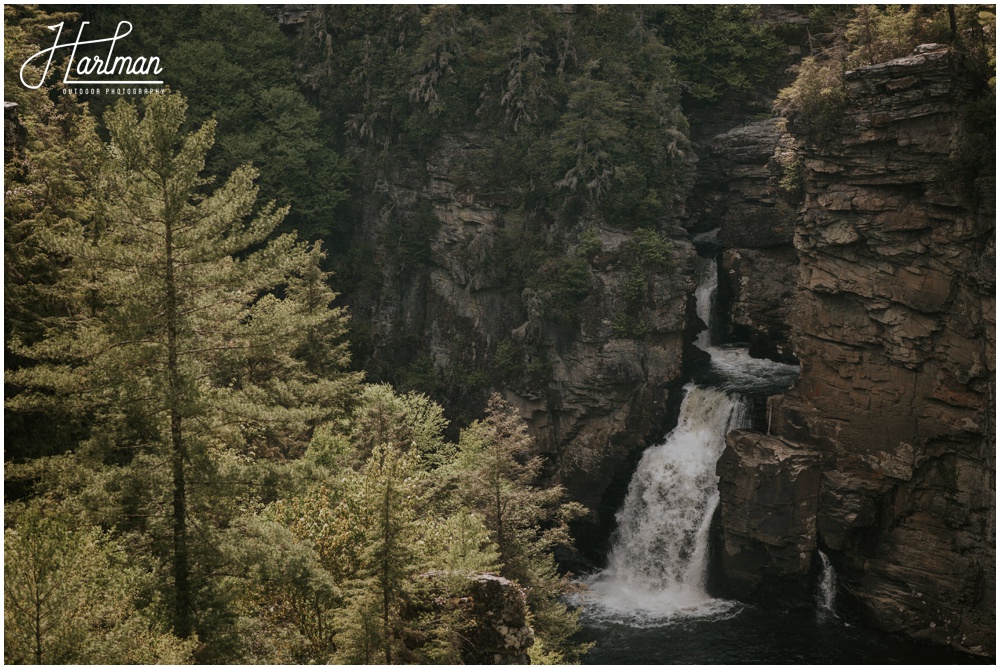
[578, 254, 799, 627]
[584, 384, 748, 622]
[816, 551, 839, 621]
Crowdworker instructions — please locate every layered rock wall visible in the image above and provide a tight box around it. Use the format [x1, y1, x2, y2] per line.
[708, 119, 799, 362]
[716, 45, 995, 655]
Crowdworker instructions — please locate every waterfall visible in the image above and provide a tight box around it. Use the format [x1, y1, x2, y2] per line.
[816, 551, 839, 621]
[578, 252, 798, 625]
[694, 256, 800, 392]
[695, 256, 718, 350]
[584, 385, 748, 621]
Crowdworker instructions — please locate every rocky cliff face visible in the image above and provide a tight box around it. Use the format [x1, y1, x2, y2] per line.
[703, 118, 799, 363]
[349, 134, 698, 541]
[716, 45, 995, 655]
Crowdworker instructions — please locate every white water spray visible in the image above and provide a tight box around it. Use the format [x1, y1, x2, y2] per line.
[579, 252, 799, 626]
[816, 551, 839, 621]
[585, 385, 748, 621]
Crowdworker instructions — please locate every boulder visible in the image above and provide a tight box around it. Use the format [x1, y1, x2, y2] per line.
[716, 430, 831, 602]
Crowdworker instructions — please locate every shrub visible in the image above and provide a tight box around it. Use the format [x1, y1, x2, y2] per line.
[774, 54, 847, 131]
[526, 255, 591, 326]
[629, 228, 675, 271]
[778, 154, 805, 200]
[612, 312, 649, 339]
[577, 226, 603, 259]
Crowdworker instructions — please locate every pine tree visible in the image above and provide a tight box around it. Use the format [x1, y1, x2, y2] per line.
[334, 443, 424, 664]
[9, 92, 359, 645]
[4, 503, 195, 664]
[449, 393, 589, 663]
[4, 5, 104, 464]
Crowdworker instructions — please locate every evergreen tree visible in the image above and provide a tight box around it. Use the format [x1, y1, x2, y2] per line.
[4, 5, 103, 464]
[334, 444, 424, 664]
[4, 503, 195, 664]
[79, 5, 352, 241]
[449, 393, 589, 663]
[9, 92, 359, 646]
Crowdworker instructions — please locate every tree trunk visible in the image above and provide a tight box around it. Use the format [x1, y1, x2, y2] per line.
[165, 196, 191, 639]
[382, 483, 392, 665]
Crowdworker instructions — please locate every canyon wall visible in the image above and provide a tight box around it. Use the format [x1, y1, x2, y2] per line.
[716, 45, 995, 655]
[700, 118, 799, 363]
[349, 135, 698, 534]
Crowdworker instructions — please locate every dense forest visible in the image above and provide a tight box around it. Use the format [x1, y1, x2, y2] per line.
[4, 4, 995, 664]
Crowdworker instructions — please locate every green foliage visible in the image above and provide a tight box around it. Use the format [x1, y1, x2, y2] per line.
[647, 5, 785, 104]
[577, 226, 603, 258]
[492, 339, 522, 382]
[333, 444, 425, 664]
[778, 154, 806, 199]
[611, 228, 675, 339]
[82, 5, 351, 241]
[302, 6, 695, 229]
[612, 312, 650, 339]
[6, 91, 361, 654]
[344, 383, 452, 469]
[491, 338, 551, 395]
[844, 5, 922, 67]
[527, 254, 592, 326]
[267, 386, 589, 663]
[774, 53, 847, 130]
[218, 516, 340, 663]
[447, 394, 588, 662]
[5, 503, 196, 664]
[628, 228, 675, 271]
[4, 6, 105, 463]
[779, 5, 997, 135]
[400, 354, 445, 397]
[623, 268, 649, 304]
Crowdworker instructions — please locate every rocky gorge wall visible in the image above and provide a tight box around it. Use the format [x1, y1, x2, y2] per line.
[348, 134, 699, 546]
[707, 119, 800, 364]
[715, 45, 995, 656]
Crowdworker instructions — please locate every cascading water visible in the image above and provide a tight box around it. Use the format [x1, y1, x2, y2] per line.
[579, 251, 797, 625]
[575, 250, 982, 664]
[584, 384, 748, 622]
[693, 255, 799, 394]
[816, 551, 839, 621]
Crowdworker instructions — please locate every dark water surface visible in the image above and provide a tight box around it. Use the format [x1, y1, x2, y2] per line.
[576, 605, 991, 665]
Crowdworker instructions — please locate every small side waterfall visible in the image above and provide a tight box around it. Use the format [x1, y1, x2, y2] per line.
[816, 551, 839, 621]
[694, 256, 718, 350]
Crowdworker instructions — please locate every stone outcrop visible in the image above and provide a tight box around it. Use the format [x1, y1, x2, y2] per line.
[350, 134, 697, 536]
[716, 45, 995, 655]
[693, 118, 800, 363]
[716, 430, 831, 602]
[462, 574, 534, 664]
[417, 572, 534, 663]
